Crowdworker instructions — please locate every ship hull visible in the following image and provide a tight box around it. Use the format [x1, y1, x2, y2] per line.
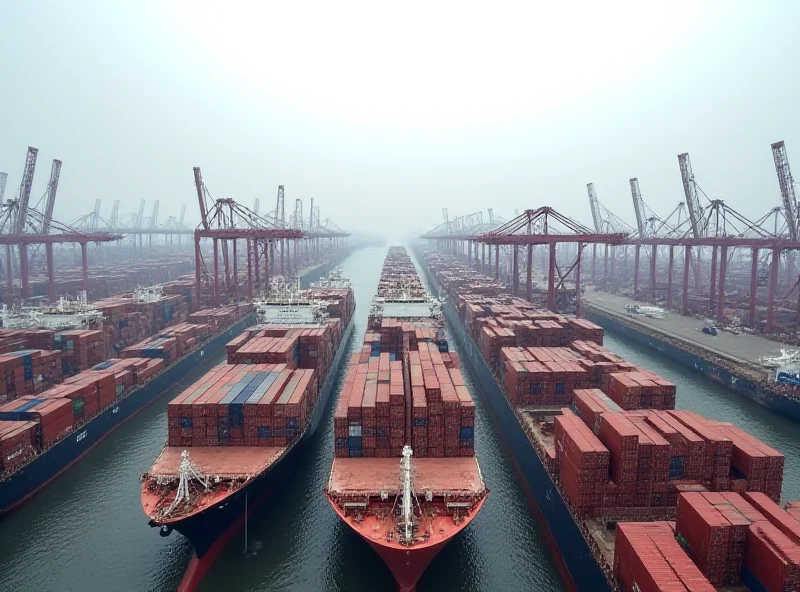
[155, 316, 355, 589]
[418, 261, 611, 592]
[584, 306, 800, 421]
[0, 314, 255, 515]
[330, 496, 487, 592]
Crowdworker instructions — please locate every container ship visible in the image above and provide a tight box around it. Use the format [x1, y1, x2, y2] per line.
[141, 272, 356, 590]
[418, 248, 800, 592]
[0, 281, 254, 514]
[325, 247, 488, 592]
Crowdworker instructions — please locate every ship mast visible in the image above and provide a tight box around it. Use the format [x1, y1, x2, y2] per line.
[400, 445, 414, 542]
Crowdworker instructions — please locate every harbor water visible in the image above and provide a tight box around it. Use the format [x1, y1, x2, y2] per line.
[0, 246, 798, 591]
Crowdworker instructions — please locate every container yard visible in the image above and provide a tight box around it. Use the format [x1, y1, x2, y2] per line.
[419, 246, 800, 592]
[326, 246, 488, 592]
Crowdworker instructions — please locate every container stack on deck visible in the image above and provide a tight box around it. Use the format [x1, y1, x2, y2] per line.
[423, 250, 799, 592]
[166, 363, 318, 447]
[163, 283, 353, 451]
[0, 350, 63, 402]
[0, 301, 253, 477]
[334, 247, 475, 460]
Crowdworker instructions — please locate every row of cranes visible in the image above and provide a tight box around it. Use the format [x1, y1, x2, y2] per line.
[191, 167, 348, 307]
[587, 143, 797, 243]
[0, 147, 121, 301]
[421, 140, 800, 336]
[1, 146, 348, 306]
[71, 198, 186, 234]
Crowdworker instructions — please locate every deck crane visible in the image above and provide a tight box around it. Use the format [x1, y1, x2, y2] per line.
[91, 199, 102, 229]
[42, 160, 61, 234]
[630, 178, 646, 238]
[772, 141, 797, 240]
[110, 200, 120, 229]
[587, 183, 603, 233]
[0, 173, 7, 203]
[15, 147, 39, 234]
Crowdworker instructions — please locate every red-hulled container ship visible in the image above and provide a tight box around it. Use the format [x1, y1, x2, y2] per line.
[141, 275, 355, 590]
[419, 248, 800, 592]
[325, 247, 488, 591]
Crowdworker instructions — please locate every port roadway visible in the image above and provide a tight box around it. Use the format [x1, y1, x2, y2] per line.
[582, 289, 786, 372]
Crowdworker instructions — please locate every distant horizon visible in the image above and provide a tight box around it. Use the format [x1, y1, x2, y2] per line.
[2, 1, 797, 238]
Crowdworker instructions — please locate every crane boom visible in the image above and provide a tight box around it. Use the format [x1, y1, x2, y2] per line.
[193, 167, 209, 230]
[275, 185, 285, 228]
[0, 173, 7, 202]
[151, 201, 160, 229]
[15, 147, 39, 234]
[309, 198, 314, 228]
[136, 200, 145, 227]
[772, 141, 797, 240]
[586, 183, 603, 233]
[488, 208, 494, 224]
[110, 200, 120, 228]
[253, 198, 260, 217]
[294, 199, 303, 230]
[91, 199, 101, 229]
[630, 178, 646, 238]
[179, 204, 186, 226]
[677, 153, 703, 238]
[42, 159, 61, 234]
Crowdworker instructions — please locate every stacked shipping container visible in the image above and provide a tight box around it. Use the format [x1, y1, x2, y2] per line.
[425, 251, 800, 592]
[0, 350, 63, 402]
[166, 363, 318, 447]
[0, 302, 252, 476]
[334, 246, 476, 460]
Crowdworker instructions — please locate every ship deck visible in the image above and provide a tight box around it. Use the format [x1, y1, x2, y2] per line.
[149, 446, 285, 478]
[584, 289, 781, 371]
[328, 457, 485, 496]
[519, 406, 563, 447]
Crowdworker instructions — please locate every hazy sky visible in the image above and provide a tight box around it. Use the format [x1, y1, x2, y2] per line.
[2, 1, 799, 239]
